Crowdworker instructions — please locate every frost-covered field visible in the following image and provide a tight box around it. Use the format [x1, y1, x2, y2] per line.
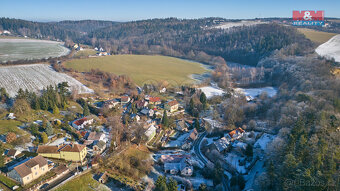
[235, 86, 277, 100]
[198, 86, 225, 98]
[213, 20, 267, 30]
[0, 64, 93, 97]
[0, 39, 70, 62]
[315, 34, 340, 62]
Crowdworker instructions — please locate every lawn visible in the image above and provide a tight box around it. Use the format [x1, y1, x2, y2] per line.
[0, 120, 24, 135]
[56, 171, 105, 191]
[0, 174, 19, 189]
[297, 28, 338, 45]
[65, 54, 208, 86]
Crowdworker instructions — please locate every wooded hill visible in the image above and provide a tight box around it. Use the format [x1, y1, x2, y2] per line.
[0, 17, 313, 65]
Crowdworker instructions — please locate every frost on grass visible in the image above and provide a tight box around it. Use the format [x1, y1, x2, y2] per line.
[315, 34, 340, 62]
[0, 64, 93, 97]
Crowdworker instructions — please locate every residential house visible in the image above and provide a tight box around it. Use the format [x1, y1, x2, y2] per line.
[136, 100, 148, 109]
[148, 97, 161, 105]
[104, 99, 120, 109]
[4, 149, 21, 159]
[176, 120, 189, 132]
[159, 87, 166, 93]
[213, 137, 231, 153]
[52, 165, 69, 177]
[162, 155, 193, 176]
[37, 144, 87, 163]
[98, 172, 108, 184]
[144, 125, 157, 141]
[8, 155, 48, 185]
[140, 108, 154, 117]
[93, 141, 106, 155]
[228, 127, 245, 141]
[130, 114, 140, 122]
[87, 132, 106, 143]
[165, 100, 179, 113]
[72, 117, 94, 130]
[6, 113, 15, 120]
[181, 128, 198, 150]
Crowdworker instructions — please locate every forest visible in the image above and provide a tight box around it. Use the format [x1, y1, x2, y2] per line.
[1, 17, 313, 65]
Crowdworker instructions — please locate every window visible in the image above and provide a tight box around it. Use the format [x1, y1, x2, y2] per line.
[42, 168, 44, 171]
[35, 172, 37, 175]
[34, 167, 36, 170]
[27, 177, 29, 180]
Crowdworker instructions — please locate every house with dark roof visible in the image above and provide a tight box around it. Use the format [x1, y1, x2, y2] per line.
[176, 120, 189, 132]
[4, 149, 21, 159]
[93, 141, 106, 155]
[181, 128, 198, 150]
[8, 155, 48, 185]
[162, 155, 193, 176]
[213, 137, 231, 153]
[37, 144, 87, 162]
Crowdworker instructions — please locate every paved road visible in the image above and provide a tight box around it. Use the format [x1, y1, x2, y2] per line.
[193, 131, 208, 165]
[193, 131, 230, 191]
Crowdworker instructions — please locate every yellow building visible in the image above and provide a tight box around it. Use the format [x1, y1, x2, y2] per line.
[165, 100, 179, 113]
[37, 144, 87, 163]
[8, 155, 49, 185]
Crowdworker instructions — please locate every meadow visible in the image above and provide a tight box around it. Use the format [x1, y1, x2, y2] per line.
[65, 54, 208, 86]
[297, 28, 338, 45]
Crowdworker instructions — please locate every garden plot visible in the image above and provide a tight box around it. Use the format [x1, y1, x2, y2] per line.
[0, 64, 93, 97]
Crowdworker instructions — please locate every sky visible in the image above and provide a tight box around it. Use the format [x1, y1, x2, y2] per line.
[0, 0, 339, 22]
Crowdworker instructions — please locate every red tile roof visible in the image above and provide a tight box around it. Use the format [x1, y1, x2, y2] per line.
[167, 100, 178, 106]
[149, 97, 161, 103]
[74, 117, 88, 126]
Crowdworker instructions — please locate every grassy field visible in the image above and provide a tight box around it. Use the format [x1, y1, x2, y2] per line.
[56, 171, 107, 191]
[0, 174, 19, 189]
[65, 55, 208, 86]
[0, 120, 25, 135]
[74, 49, 98, 58]
[297, 28, 338, 45]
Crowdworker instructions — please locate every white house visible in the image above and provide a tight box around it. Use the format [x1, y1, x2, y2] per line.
[72, 117, 94, 130]
[145, 125, 156, 141]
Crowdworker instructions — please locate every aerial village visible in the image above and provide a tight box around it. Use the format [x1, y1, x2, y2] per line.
[0, 44, 276, 191]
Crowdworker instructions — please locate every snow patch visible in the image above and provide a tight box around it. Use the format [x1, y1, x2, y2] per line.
[213, 20, 267, 30]
[235, 86, 277, 100]
[254, 133, 275, 151]
[315, 34, 340, 62]
[198, 86, 225, 98]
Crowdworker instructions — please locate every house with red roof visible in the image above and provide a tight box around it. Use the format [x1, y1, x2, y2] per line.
[228, 127, 245, 141]
[149, 97, 161, 105]
[72, 117, 94, 130]
[165, 100, 179, 112]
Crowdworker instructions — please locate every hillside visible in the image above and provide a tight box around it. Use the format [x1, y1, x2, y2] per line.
[315, 34, 340, 62]
[65, 54, 208, 86]
[0, 64, 93, 97]
[1, 18, 313, 66]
